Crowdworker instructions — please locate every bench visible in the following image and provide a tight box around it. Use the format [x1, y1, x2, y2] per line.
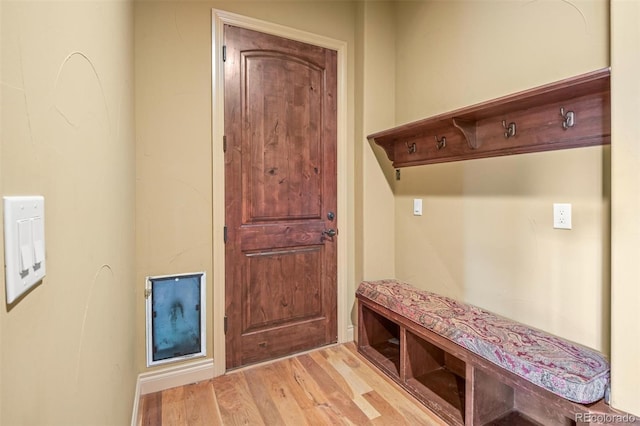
[356, 279, 634, 425]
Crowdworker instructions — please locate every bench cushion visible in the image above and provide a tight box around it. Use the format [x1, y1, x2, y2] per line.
[357, 279, 610, 404]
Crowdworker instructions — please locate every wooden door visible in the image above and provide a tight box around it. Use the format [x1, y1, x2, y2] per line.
[224, 25, 338, 369]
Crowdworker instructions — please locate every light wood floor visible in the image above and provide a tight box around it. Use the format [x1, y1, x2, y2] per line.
[138, 342, 446, 425]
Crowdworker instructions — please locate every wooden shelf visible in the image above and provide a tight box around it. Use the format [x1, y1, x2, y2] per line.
[368, 68, 610, 167]
[359, 344, 400, 379]
[371, 340, 400, 364]
[412, 368, 465, 411]
[483, 410, 542, 426]
[404, 328, 466, 424]
[406, 369, 466, 425]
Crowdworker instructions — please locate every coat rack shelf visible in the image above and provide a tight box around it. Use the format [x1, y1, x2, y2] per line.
[368, 68, 610, 168]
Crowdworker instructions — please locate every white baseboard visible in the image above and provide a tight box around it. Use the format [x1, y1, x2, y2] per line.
[130, 376, 141, 426]
[347, 324, 354, 342]
[139, 357, 215, 395]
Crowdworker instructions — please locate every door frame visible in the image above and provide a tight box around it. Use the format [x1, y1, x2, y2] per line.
[211, 9, 350, 376]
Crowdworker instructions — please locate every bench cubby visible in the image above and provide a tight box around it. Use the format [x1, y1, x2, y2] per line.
[358, 303, 401, 379]
[470, 366, 576, 426]
[404, 330, 466, 424]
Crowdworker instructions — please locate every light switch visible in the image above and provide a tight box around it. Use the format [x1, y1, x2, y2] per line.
[32, 217, 45, 266]
[413, 198, 423, 216]
[18, 219, 33, 274]
[3, 196, 46, 304]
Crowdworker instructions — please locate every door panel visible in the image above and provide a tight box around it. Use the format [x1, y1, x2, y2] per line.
[244, 52, 323, 221]
[224, 25, 337, 369]
[244, 247, 322, 332]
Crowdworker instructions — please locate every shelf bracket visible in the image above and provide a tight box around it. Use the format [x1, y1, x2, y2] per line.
[373, 140, 396, 163]
[452, 118, 479, 149]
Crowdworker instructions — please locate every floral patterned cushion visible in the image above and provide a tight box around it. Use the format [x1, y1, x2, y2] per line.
[357, 279, 610, 404]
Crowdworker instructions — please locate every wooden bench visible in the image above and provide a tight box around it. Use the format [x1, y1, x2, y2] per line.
[357, 279, 637, 426]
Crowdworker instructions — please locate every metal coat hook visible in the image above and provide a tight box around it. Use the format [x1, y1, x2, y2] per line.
[406, 141, 417, 154]
[435, 136, 446, 150]
[560, 107, 575, 130]
[502, 120, 517, 139]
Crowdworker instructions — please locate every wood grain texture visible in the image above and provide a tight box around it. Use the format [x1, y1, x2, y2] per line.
[224, 24, 338, 369]
[161, 387, 188, 425]
[184, 382, 223, 426]
[139, 391, 162, 426]
[470, 366, 514, 425]
[138, 343, 445, 425]
[357, 295, 640, 426]
[369, 68, 610, 167]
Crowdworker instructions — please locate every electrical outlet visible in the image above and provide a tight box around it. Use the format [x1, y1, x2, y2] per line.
[553, 203, 572, 230]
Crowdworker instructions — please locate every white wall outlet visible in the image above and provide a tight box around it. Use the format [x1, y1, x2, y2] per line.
[413, 198, 423, 216]
[553, 203, 572, 230]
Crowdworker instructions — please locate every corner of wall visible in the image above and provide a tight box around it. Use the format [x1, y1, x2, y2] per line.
[361, 1, 397, 285]
[0, 0, 4, 419]
[610, 0, 640, 416]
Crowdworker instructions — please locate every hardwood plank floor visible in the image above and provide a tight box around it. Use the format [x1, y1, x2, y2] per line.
[138, 343, 446, 425]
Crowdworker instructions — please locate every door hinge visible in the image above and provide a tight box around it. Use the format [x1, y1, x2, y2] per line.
[223, 135, 227, 153]
[224, 225, 228, 244]
[224, 315, 228, 334]
[222, 45, 227, 62]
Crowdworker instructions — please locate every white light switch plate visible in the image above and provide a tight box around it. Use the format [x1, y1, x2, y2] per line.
[413, 198, 423, 216]
[3, 196, 46, 304]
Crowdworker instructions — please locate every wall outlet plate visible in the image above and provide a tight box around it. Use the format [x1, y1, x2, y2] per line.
[553, 203, 572, 230]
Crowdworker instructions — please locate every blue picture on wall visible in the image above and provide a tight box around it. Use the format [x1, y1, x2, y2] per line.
[146, 272, 206, 366]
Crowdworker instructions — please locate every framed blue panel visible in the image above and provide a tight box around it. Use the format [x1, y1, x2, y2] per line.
[145, 272, 206, 367]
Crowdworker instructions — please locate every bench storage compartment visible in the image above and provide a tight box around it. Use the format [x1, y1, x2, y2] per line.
[404, 329, 466, 424]
[359, 304, 401, 379]
[357, 279, 634, 426]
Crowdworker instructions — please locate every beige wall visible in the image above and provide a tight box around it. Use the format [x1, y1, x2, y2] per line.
[359, 1, 397, 315]
[393, 0, 610, 353]
[351, 0, 400, 330]
[611, 0, 640, 416]
[1, 1, 136, 424]
[0, 0, 4, 418]
[0, 0, 3, 419]
[133, 0, 637, 416]
[135, 1, 215, 372]
[395, 0, 609, 123]
[135, 1, 358, 372]
[2, 0, 636, 421]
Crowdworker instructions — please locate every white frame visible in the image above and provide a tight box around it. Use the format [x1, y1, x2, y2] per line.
[212, 10, 351, 376]
[145, 272, 207, 367]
